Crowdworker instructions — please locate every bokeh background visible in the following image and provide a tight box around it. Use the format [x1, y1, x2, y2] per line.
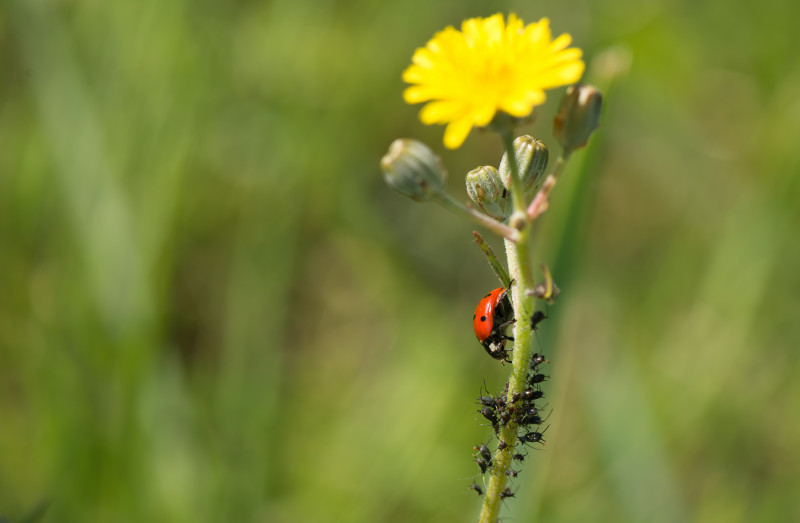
[2, 0, 799, 521]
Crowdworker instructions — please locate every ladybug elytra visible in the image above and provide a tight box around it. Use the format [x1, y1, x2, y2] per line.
[472, 287, 514, 361]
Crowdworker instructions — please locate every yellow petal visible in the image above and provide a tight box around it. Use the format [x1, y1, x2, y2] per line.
[500, 92, 542, 116]
[402, 65, 426, 83]
[549, 33, 572, 52]
[443, 117, 473, 149]
[404, 86, 435, 104]
[539, 62, 585, 88]
[462, 17, 481, 44]
[506, 13, 523, 33]
[411, 48, 434, 68]
[483, 14, 505, 47]
[526, 18, 551, 45]
[471, 104, 497, 126]
[420, 100, 463, 124]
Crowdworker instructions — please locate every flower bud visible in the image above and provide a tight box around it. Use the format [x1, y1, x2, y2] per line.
[499, 135, 548, 193]
[380, 139, 447, 201]
[553, 84, 603, 152]
[466, 165, 505, 219]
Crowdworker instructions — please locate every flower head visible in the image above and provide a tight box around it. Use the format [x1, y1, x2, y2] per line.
[403, 14, 585, 149]
[381, 139, 447, 201]
[553, 84, 603, 152]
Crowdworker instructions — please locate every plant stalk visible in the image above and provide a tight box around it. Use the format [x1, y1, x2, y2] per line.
[478, 130, 539, 523]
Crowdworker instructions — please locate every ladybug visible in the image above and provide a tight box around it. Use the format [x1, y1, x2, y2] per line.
[473, 287, 514, 361]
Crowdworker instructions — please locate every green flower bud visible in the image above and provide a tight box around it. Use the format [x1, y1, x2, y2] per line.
[553, 84, 603, 152]
[499, 135, 549, 193]
[466, 165, 505, 219]
[380, 139, 448, 201]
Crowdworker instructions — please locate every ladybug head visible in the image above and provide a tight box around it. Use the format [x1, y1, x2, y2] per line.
[482, 339, 511, 363]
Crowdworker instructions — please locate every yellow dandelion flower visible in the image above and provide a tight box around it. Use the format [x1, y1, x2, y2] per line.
[403, 13, 585, 149]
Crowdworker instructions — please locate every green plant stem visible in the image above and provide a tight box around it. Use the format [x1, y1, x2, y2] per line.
[526, 151, 572, 220]
[435, 192, 520, 241]
[478, 130, 539, 523]
[552, 150, 571, 179]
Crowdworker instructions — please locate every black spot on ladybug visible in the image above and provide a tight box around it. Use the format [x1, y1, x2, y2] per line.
[480, 315, 487, 322]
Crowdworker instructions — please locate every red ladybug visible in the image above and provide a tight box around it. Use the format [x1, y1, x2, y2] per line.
[473, 287, 514, 361]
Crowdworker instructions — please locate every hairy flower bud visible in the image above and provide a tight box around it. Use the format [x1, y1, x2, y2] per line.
[466, 166, 505, 219]
[553, 84, 603, 152]
[499, 135, 549, 194]
[380, 139, 447, 201]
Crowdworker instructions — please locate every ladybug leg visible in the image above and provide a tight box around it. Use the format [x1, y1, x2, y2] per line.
[492, 330, 514, 341]
[497, 319, 515, 342]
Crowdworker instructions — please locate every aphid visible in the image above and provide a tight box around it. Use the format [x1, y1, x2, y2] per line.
[528, 373, 548, 385]
[478, 395, 494, 407]
[473, 287, 515, 361]
[520, 431, 546, 445]
[500, 487, 516, 500]
[521, 389, 544, 401]
[480, 407, 498, 426]
[532, 264, 560, 303]
[505, 469, 519, 478]
[498, 409, 511, 425]
[468, 483, 483, 496]
[513, 453, 526, 462]
[473, 443, 492, 463]
[497, 441, 509, 451]
[475, 457, 490, 474]
[519, 411, 542, 426]
[530, 310, 547, 330]
[530, 353, 547, 369]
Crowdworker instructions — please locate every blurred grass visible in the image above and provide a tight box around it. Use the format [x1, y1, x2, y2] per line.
[2, 0, 800, 522]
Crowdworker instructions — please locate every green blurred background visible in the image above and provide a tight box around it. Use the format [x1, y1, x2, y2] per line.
[2, 0, 799, 521]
